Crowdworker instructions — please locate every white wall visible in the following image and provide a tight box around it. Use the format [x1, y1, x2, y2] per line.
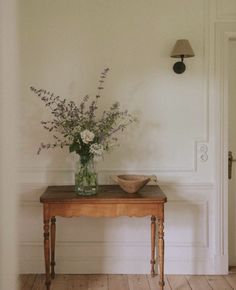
[0, 1, 18, 289]
[18, 0, 236, 274]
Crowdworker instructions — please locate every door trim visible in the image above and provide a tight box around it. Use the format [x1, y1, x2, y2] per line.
[215, 23, 236, 273]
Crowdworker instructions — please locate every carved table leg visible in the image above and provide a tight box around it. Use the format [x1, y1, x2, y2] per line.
[150, 215, 156, 276]
[158, 216, 165, 290]
[44, 218, 51, 290]
[50, 217, 56, 279]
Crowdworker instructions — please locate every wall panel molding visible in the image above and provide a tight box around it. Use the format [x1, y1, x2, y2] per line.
[19, 237, 211, 274]
[18, 0, 211, 178]
[19, 255, 212, 275]
[216, 0, 236, 21]
[18, 165, 215, 186]
[19, 181, 211, 274]
[19, 178, 214, 202]
[19, 199, 209, 249]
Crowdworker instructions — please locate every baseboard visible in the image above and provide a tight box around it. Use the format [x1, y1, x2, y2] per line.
[213, 254, 229, 274]
[19, 241, 214, 274]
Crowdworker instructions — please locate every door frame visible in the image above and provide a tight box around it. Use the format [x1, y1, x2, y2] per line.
[214, 23, 236, 273]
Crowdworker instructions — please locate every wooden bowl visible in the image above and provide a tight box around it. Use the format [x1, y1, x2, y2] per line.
[111, 175, 151, 194]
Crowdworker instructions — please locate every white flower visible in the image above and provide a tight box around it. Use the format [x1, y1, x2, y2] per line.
[90, 143, 104, 156]
[80, 130, 95, 144]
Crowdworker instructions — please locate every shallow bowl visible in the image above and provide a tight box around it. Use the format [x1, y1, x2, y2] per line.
[111, 175, 151, 194]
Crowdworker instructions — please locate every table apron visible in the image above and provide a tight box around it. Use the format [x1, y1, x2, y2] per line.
[44, 203, 164, 218]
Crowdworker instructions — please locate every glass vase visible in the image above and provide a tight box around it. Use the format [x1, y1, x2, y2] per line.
[75, 157, 98, 196]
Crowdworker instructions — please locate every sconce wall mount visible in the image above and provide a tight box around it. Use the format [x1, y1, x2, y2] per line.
[171, 39, 195, 74]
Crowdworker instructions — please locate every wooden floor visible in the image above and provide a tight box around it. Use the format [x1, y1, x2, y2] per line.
[19, 274, 236, 290]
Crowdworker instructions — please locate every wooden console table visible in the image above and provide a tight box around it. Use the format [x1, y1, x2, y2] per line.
[40, 185, 167, 290]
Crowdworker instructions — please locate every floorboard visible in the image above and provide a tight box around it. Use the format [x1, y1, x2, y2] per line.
[50, 275, 68, 290]
[167, 275, 192, 290]
[87, 274, 108, 290]
[224, 274, 236, 289]
[186, 275, 212, 290]
[206, 275, 233, 290]
[147, 274, 171, 290]
[20, 274, 36, 290]
[31, 274, 45, 290]
[20, 274, 236, 290]
[108, 274, 129, 290]
[67, 274, 89, 290]
[127, 274, 150, 290]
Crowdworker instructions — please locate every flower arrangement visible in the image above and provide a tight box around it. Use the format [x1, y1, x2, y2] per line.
[31, 68, 137, 195]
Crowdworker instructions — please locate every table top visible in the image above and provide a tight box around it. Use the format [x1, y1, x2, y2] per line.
[40, 185, 167, 204]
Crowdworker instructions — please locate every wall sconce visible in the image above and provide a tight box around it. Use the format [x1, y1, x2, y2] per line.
[171, 39, 195, 74]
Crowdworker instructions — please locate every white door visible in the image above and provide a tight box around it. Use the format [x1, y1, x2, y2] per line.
[228, 39, 236, 266]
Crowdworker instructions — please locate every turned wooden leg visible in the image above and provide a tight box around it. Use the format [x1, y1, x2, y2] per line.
[44, 218, 51, 290]
[150, 215, 156, 276]
[158, 216, 165, 290]
[50, 217, 56, 279]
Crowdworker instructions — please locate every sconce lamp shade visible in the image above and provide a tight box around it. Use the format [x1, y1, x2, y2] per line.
[171, 39, 195, 58]
[171, 39, 195, 74]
